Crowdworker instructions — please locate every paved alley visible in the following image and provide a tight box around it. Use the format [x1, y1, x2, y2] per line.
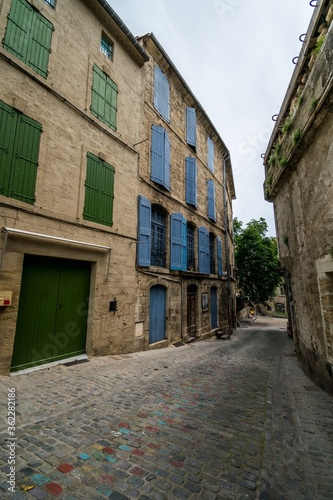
[0, 318, 332, 499]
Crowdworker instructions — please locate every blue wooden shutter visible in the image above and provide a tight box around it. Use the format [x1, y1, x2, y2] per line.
[198, 227, 210, 274]
[170, 213, 187, 271]
[207, 180, 216, 221]
[207, 136, 214, 172]
[154, 66, 170, 121]
[151, 125, 164, 185]
[217, 237, 223, 277]
[137, 195, 151, 267]
[186, 108, 196, 147]
[185, 157, 197, 207]
[151, 125, 170, 191]
[164, 129, 171, 191]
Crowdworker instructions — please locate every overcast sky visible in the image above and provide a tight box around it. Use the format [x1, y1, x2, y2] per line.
[108, 0, 314, 236]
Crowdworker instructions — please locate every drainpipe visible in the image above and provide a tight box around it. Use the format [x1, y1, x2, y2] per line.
[223, 155, 233, 337]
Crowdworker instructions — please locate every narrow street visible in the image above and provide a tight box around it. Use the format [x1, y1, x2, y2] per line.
[0, 318, 332, 500]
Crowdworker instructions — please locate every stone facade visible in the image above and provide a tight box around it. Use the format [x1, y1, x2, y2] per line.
[134, 34, 236, 349]
[264, 0, 333, 394]
[0, 0, 236, 375]
[0, 0, 147, 374]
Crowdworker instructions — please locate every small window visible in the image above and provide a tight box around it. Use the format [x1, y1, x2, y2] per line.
[44, 0, 56, 7]
[100, 33, 113, 61]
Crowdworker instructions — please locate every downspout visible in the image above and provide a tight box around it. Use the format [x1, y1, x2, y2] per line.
[223, 154, 232, 337]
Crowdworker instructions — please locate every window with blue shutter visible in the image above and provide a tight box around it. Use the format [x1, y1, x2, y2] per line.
[170, 213, 187, 271]
[83, 153, 115, 227]
[217, 237, 223, 277]
[198, 227, 210, 274]
[151, 125, 171, 191]
[3, 0, 54, 78]
[91, 65, 118, 130]
[151, 206, 166, 267]
[186, 108, 196, 149]
[207, 136, 214, 172]
[154, 66, 170, 121]
[137, 196, 151, 267]
[187, 223, 195, 271]
[209, 233, 216, 274]
[207, 180, 216, 221]
[185, 157, 197, 208]
[0, 100, 42, 204]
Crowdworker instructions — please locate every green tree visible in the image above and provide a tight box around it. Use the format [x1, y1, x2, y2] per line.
[233, 218, 281, 304]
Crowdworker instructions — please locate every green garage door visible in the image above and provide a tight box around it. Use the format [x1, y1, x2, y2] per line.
[11, 255, 91, 372]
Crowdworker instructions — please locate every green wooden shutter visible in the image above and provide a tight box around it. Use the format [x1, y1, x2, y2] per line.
[0, 101, 16, 196]
[3, 0, 53, 78]
[83, 152, 115, 227]
[10, 114, 42, 203]
[91, 65, 118, 130]
[0, 100, 41, 203]
[28, 11, 54, 77]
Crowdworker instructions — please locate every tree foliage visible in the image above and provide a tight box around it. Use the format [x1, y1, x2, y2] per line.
[233, 217, 281, 304]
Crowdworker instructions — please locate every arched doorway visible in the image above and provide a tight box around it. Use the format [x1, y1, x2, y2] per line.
[149, 285, 166, 344]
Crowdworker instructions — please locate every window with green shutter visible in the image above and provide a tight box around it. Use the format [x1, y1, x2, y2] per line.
[3, 0, 54, 78]
[0, 100, 42, 204]
[83, 152, 115, 227]
[90, 65, 118, 130]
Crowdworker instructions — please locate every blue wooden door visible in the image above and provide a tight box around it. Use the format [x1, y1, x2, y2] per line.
[149, 285, 166, 344]
[211, 286, 218, 329]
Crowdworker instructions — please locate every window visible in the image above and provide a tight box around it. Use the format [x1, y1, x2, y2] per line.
[3, 0, 54, 78]
[170, 213, 186, 271]
[209, 233, 215, 274]
[187, 223, 195, 271]
[217, 237, 223, 277]
[100, 33, 113, 60]
[151, 206, 166, 267]
[44, 0, 55, 7]
[151, 125, 170, 191]
[154, 66, 170, 121]
[207, 136, 214, 172]
[90, 65, 118, 130]
[198, 227, 210, 274]
[185, 157, 197, 208]
[207, 180, 216, 221]
[83, 152, 115, 227]
[0, 100, 42, 204]
[186, 108, 196, 149]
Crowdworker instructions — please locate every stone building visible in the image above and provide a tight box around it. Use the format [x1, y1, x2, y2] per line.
[263, 0, 333, 394]
[134, 34, 236, 349]
[0, 0, 148, 374]
[0, 0, 236, 375]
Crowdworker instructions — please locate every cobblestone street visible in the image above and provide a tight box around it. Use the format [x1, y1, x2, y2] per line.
[0, 318, 332, 499]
